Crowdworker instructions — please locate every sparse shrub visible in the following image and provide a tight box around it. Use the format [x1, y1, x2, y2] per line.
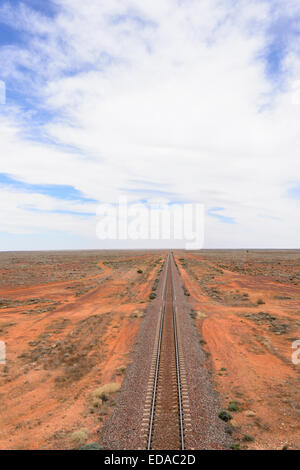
[218, 410, 233, 422]
[230, 442, 241, 450]
[228, 401, 240, 412]
[79, 443, 103, 450]
[257, 298, 265, 305]
[149, 292, 156, 300]
[92, 397, 102, 408]
[133, 311, 144, 319]
[137, 269, 143, 274]
[243, 434, 254, 442]
[116, 366, 126, 376]
[71, 428, 89, 446]
[152, 278, 159, 292]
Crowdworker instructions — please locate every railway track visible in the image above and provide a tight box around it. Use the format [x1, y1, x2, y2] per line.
[146, 252, 185, 450]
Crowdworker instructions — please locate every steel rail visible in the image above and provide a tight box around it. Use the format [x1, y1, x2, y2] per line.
[146, 253, 169, 450]
[170, 253, 185, 450]
[146, 252, 185, 450]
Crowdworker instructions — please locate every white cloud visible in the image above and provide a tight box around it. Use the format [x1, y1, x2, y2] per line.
[0, 0, 300, 248]
[0, 187, 97, 236]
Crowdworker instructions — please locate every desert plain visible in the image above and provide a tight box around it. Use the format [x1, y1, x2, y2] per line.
[0, 249, 299, 450]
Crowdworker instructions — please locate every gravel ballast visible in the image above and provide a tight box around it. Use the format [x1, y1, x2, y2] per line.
[100, 253, 231, 450]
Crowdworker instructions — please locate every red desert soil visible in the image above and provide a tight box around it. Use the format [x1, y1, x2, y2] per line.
[175, 250, 300, 450]
[0, 250, 166, 449]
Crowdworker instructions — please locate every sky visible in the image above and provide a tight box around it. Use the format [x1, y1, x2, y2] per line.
[0, 0, 300, 250]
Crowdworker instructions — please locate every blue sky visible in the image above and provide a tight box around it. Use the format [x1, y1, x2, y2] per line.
[207, 208, 236, 225]
[0, 0, 299, 249]
[265, 9, 300, 79]
[0, 22, 23, 46]
[287, 185, 300, 200]
[0, 172, 97, 202]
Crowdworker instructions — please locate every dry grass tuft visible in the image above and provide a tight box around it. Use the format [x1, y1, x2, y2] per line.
[91, 397, 103, 408]
[195, 311, 207, 319]
[92, 382, 121, 399]
[71, 428, 89, 446]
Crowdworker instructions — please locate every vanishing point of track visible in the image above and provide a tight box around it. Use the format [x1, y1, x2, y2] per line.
[146, 252, 185, 450]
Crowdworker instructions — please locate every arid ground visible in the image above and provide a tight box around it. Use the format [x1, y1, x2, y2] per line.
[0, 250, 165, 449]
[174, 250, 300, 450]
[0, 249, 299, 450]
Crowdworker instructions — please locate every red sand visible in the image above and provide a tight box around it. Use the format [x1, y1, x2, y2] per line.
[0, 250, 165, 449]
[174, 250, 300, 450]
